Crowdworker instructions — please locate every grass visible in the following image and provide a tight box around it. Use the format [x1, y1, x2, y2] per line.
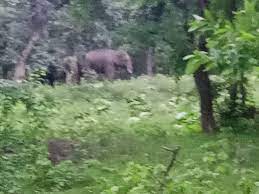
[57, 132, 259, 193]
[1, 75, 259, 193]
[40, 75, 259, 193]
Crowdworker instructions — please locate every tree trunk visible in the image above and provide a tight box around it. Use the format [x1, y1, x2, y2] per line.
[194, 0, 216, 133]
[13, 32, 40, 82]
[240, 72, 247, 106]
[146, 47, 155, 76]
[229, 0, 237, 21]
[229, 82, 238, 111]
[64, 56, 81, 84]
[228, 0, 244, 110]
[2, 66, 7, 79]
[194, 66, 216, 133]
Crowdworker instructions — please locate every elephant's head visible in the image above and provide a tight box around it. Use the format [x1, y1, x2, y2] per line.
[116, 50, 133, 74]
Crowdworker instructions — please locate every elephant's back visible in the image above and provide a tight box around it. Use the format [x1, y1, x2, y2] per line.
[87, 49, 116, 56]
[86, 49, 116, 63]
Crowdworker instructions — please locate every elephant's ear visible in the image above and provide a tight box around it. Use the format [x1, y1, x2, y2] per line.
[117, 51, 133, 74]
[117, 50, 126, 56]
[116, 51, 127, 63]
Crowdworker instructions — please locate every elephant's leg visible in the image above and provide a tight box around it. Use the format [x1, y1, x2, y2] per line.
[97, 74, 106, 81]
[104, 64, 115, 80]
[81, 60, 96, 79]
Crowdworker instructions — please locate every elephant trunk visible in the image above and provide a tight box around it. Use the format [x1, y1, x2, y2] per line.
[126, 57, 133, 74]
[127, 67, 133, 74]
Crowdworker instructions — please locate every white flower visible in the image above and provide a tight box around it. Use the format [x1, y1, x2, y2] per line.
[128, 117, 141, 124]
[139, 112, 152, 118]
[175, 112, 187, 120]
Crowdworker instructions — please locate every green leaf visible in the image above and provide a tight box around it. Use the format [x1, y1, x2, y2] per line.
[185, 59, 202, 74]
[193, 14, 205, 21]
[214, 28, 228, 35]
[183, 54, 195, 61]
[188, 20, 207, 32]
[239, 31, 256, 41]
[188, 26, 199, 33]
[205, 62, 216, 71]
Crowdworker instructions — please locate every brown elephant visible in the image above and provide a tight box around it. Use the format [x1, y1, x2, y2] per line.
[80, 49, 133, 80]
[63, 56, 81, 84]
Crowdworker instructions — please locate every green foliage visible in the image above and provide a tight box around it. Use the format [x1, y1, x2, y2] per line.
[184, 0, 259, 131]
[70, 0, 197, 75]
[28, 67, 47, 84]
[0, 76, 258, 193]
[184, 50, 213, 74]
[2, 0, 259, 192]
[0, 84, 57, 193]
[186, 0, 259, 78]
[122, 0, 196, 75]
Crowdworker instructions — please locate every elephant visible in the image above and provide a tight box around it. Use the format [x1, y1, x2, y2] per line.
[80, 49, 133, 80]
[63, 56, 81, 84]
[44, 65, 57, 86]
[36, 64, 65, 86]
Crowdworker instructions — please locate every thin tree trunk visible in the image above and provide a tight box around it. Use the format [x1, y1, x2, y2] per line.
[13, 32, 40, 82]
[229, 0, 237, 21]
[194, 0, 216, 133]
[229, 82, 238, 111]
[146, 47, 155, 76]
[64, 56, 81, 84]
[2, 66, 9, 79]
[228, 0, 242, 110]
[229, 68, 238, 112]
[240, 72, 246, 106]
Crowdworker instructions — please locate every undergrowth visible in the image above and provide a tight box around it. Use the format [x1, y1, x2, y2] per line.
[0, 75, 258, 193]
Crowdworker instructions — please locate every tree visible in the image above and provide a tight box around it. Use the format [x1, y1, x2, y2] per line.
[208, 0, 259, 119]
[0, 0, 30, 79]
[112, 0, 195, 75]
[13, 0, 49, 82]
[185, 0, 259, 130]
[146, 47, 155, 76]
[124, 0, 166, 76]
[192, 0, 216, 133]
